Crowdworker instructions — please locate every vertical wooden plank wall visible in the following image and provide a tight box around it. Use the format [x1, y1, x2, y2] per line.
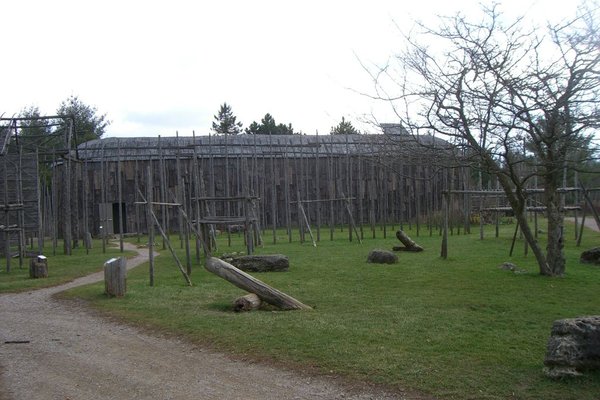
[60, 135, 459, 248]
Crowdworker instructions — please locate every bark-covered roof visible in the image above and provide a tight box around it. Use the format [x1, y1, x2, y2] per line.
[76, 133, 452, 161]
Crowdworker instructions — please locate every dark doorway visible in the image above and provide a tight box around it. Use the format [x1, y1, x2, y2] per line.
[112, 203, 127, 234]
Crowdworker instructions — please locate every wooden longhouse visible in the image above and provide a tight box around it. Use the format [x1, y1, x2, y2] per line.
[67, 130, 463, 244]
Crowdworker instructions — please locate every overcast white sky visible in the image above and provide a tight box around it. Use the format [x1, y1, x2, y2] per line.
[1, 0, 580, 137]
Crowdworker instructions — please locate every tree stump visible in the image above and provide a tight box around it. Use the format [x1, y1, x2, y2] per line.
[543, 316, 600, 379]
[394, 230, 424, 252]
[104, 257, 127, 297]
[233, 293, 262, 312]
[29, 255, 48, 279]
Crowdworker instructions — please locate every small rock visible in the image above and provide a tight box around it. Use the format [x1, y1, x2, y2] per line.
[498, 262, 518, 271]
[367, 249, 398, 264]
[497, 262, 527, 274]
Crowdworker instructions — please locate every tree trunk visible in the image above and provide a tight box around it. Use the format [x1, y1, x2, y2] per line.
[544, 178, 565, 276]
[493, 166, 549, 275]
[205, 257, 312, 310]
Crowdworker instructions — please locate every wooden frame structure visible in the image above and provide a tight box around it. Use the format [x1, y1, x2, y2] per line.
[440, 187, 600, 259]
[0, 115, 74, 271]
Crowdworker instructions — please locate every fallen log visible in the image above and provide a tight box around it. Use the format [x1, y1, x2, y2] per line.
[229, 254, 289, 272]
[206, 257, 312, 311]
[233, 293, 262, 312]
[395, 230, 424, 252]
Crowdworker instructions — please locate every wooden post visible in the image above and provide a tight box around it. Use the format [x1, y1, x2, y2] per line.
[117, 139, 124, 252]
[357, 153, 364, 240]
[104, 256, 127, 297]
[580, 180, 600, 231]
[63, 150, 72, 256]
[298, 201, 317, 247]
[509, 220, 520, 257]
[577, 211, 586, 247]
[100, 144, 107, 254]
[82, 144, 91, 253]
[441, 192, 449, 259]
[51, 149, 58, 256]
[297, 190, 305, 243]
[36, 149, 44, 254]
[269, 134, 277, 244]
[134, 159, 141, 244]
[369, 158, 376, 239]
[244, 196, 254, 255]
[17, 146, 25, 268]
[573, 171, 579, 240]
[192, 132, 201, 262]
[158, 136, 167, 250]
[329, 148, 335, 241]
[315, 131, 321, 242]
[145, 195, 192, 286]
[284, 143, 292, 243]
[3, 154, 10, 272]
[146, 165, 155, 287]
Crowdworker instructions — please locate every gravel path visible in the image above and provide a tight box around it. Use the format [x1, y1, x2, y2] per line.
[565, 216, 600, 233]
[0, 244, 415, 400]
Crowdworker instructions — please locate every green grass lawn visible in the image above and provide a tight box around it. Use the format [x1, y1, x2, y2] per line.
[0, 240, 134, 293]
[29, 223, 600, 399]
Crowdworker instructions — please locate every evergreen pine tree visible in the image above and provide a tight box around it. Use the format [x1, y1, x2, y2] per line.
[211, 103, 243, 134]
[330, 117, 359, 135]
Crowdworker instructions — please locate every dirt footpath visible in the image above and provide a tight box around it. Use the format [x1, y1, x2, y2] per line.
[566, 217, 600, 233]
[0, 244, 413, 400]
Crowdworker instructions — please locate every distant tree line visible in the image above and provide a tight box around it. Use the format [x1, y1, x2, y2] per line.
[211, 102, 360, 135]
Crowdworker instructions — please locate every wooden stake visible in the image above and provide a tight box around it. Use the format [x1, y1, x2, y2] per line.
[146, 165, 155, 286]
[315, 131, 321, 241]
[143, 190, 192, 286]
[298, 201, 316, 247]
[117, 139, 124, 252]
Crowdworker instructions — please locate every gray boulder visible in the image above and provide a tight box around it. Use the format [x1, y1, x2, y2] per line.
[229, 254, 289, 272]
[580, 247, 600, 265]
[367, 249, 398, 264]
[543, 316, 600, 379]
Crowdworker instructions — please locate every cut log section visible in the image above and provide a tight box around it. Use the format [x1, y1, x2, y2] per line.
[29, 255, 48, 279]
[104, 257, 127, 297]
[233, 293, 262, 312]
[394, 230, 424, 252]
[206, 257, 312, 311]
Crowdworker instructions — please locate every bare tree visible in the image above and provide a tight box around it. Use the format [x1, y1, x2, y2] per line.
[371, 3, 600, 276]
